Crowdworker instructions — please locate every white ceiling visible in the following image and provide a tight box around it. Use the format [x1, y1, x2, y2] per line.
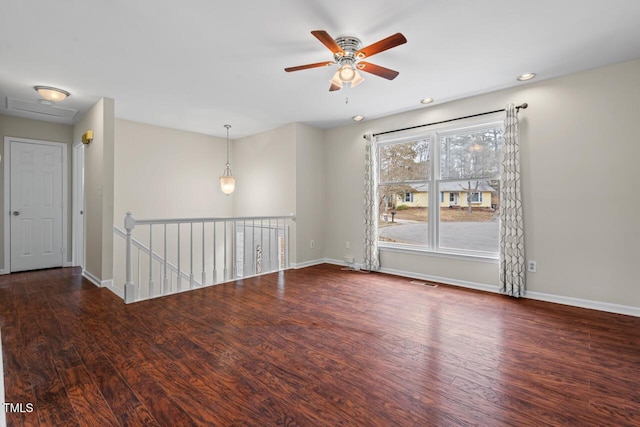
[1, 0, 639, 138]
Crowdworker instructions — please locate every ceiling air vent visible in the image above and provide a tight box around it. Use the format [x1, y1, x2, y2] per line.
[7, 97, 78, 120]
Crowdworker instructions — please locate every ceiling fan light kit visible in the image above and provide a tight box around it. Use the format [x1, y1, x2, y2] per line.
[285, 30, 407, 91]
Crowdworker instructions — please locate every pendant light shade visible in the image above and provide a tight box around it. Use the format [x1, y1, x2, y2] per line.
[219, 124, 235, 195]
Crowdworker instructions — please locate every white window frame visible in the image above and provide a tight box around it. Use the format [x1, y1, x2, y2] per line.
[377, 118, 502, 260]
[470, 192, 482, 203]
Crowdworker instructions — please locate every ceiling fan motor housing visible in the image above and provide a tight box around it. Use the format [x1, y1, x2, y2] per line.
[334, 36, 363, 64]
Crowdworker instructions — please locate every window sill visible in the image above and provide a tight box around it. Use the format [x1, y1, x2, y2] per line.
[379, 243, 499, 264]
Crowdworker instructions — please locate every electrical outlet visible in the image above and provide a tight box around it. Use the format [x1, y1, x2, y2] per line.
[527, 260, 537, 272]
[310, 240, 316, 249]
[346, 241, 350, 249]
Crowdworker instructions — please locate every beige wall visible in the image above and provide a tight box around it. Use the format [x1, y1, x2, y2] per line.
[73, 98, 115, 283]
[294, 123, 325, 265]
[232, 123, 327, 266]
[325, 59, 640, 308]
[232, 123, 297, 263]
[233, 124, 296, 217]
[0, 115, 73, 270]
[113, 119, 232, 219]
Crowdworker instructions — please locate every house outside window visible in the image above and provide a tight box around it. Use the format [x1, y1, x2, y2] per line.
[377, 120, 502, 258]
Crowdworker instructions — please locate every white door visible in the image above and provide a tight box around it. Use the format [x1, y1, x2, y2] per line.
[10, 140, 64, 271]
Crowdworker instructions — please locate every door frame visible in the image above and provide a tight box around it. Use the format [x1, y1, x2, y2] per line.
[2, 137, 68, 274]
[72, 141, 84, 267]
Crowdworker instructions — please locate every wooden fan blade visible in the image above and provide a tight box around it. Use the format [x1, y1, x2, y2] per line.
[311, 30, 345, 55]
[357, 62, 400, 80]
[285, 61, 334, 72]
[355, 33, 407, 59]
[329, 83, 341, 91]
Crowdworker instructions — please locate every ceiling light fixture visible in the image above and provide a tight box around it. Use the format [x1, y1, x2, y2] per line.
[34, 86, 70, 102]
[331, 59, 365, 89]
[420, 98, 434, 105]
[219, 124, 236, 195]
[352, 115, 364, 122]
[517, 73, 536, 81]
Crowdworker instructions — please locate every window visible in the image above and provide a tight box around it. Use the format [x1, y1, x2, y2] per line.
[377, 121, 502, 257]
[378, 139, 430, 246]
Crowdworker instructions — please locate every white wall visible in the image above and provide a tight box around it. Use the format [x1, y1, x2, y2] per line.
[324, 59, 640, 309]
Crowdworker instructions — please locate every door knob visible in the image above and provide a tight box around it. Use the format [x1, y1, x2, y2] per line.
[12, 211, 19, 216]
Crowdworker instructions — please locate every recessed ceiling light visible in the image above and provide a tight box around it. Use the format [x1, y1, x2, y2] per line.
[517, 73, 536, 81]
[420, 98, 434, 104]
[352, 115, 364, 122]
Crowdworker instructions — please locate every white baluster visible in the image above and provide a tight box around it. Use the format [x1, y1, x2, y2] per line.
[163, 223, 168, 295]
[177, 224, 181, 291]
[149, 225, 154, 296]
[212, 221, 217, 284]
[189, 222, 194, 288]
[202, 221, 206, 286]
[124, 212, 136, 303]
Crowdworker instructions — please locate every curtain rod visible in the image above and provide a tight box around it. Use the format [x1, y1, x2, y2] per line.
[365, 103, 528, 138]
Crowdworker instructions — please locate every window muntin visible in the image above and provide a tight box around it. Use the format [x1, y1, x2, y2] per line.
[377, 122, 502, 257]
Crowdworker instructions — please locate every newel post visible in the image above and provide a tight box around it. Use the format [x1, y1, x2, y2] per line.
[124, 212, 136, 303]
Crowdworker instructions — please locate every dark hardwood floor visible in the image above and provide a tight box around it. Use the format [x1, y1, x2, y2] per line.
[1, 265, 638, 426]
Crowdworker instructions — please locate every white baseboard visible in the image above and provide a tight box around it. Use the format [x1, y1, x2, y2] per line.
[82, 270, 123, 299]
[0, 269, 7, 275]
[82, 269, 102, 287]
[292, 259, 326, 269]
[82, 271, 112, 288]
[378, 266, 501, 294]
[524, 290, 640, 317]
[106, 282, 124, 299]
[321, 259, 639, 317]
[324, 258, 363, 270]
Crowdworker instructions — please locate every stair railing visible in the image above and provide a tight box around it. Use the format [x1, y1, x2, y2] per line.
[115, 212, 294, 303]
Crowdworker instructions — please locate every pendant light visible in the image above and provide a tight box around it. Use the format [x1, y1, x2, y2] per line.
[219, 124, 236, 195]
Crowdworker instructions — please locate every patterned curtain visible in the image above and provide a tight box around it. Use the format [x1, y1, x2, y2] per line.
[363, 132, 380, 271]
[499, 104, 525, 297]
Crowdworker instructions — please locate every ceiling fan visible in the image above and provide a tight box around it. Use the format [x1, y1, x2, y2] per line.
[285, 30, 407, 91]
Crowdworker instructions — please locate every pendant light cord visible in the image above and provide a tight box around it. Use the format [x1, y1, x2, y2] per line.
[224, 124, 231, 166]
